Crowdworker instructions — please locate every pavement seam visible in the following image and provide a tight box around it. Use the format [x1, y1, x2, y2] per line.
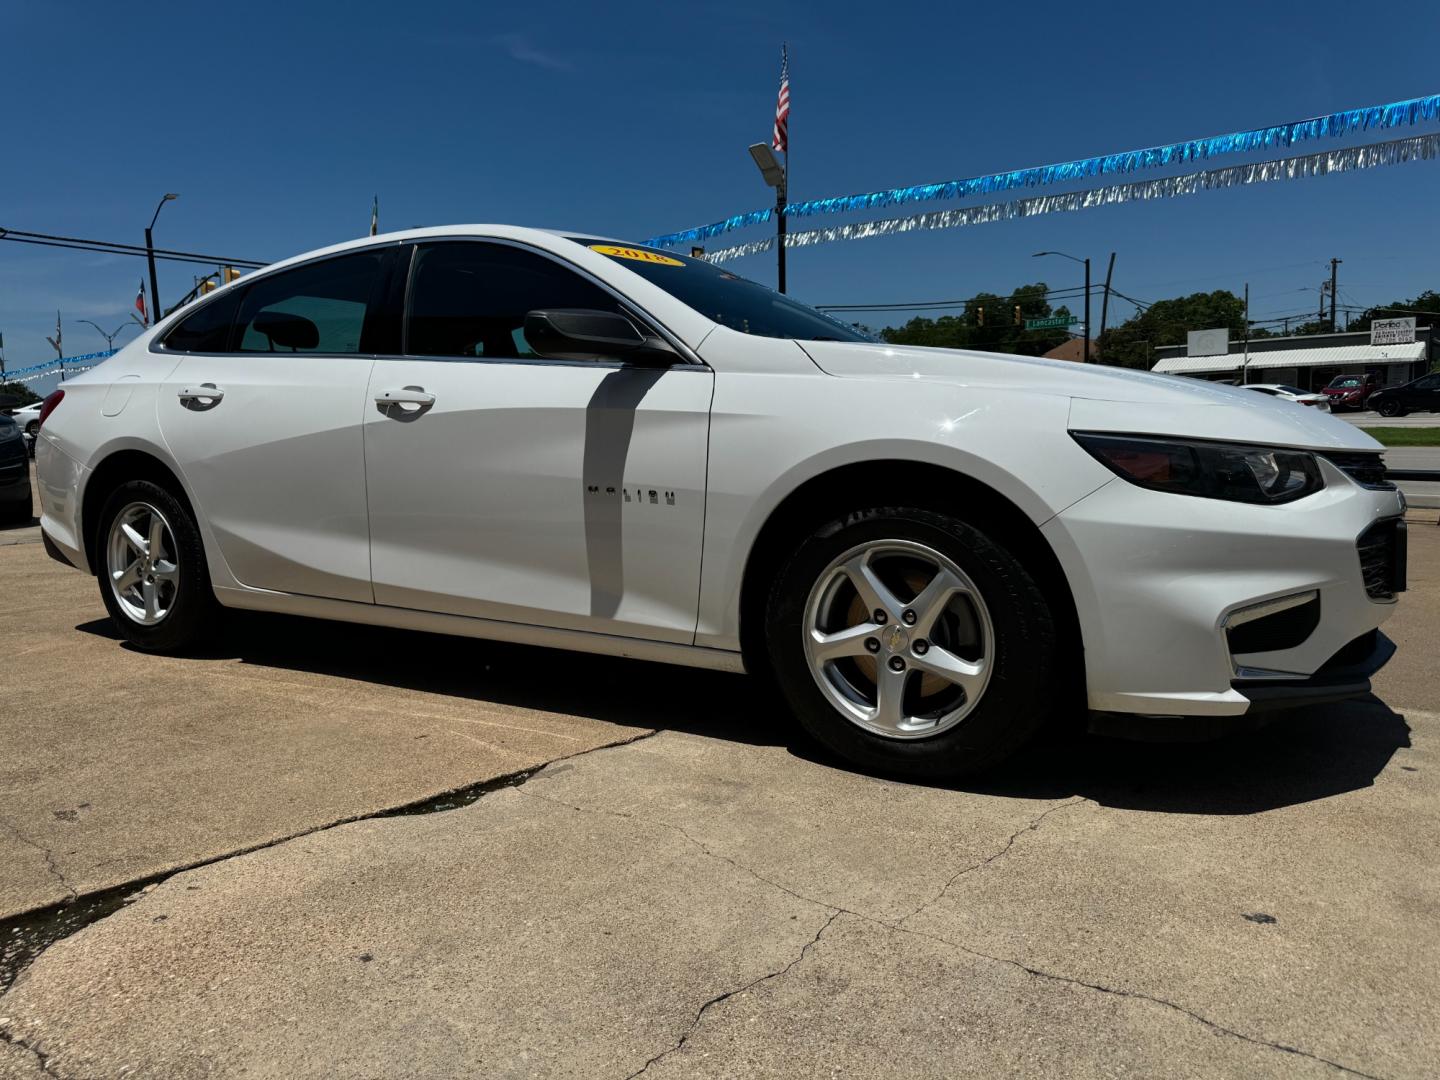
[0, 818, 77, 905]
[621, 909, 844, 1080]
[521, 781, 1393, 1080]
[0, 728, 662, 998]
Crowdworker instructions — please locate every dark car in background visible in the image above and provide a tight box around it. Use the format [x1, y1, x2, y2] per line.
[1367, 371, 1440, 417]
[1322, 372, 1381, 411]
[0, 414, 34, 525]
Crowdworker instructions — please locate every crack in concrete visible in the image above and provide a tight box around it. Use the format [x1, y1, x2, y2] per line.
[0, 728, 662, 998]
[0, 1025, 65, 1079]
[888, 922, 1392, 1080]
[896, 796, 1089, 925]
[0, 818, 77, 904]
[524, 778, 1394, 1080]
[622, 910, 843, 1080]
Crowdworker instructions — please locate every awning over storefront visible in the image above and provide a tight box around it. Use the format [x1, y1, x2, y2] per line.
[1152, 342, 1425, 374]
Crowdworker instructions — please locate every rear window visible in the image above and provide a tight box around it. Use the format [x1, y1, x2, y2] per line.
[572, 239, 872, 343]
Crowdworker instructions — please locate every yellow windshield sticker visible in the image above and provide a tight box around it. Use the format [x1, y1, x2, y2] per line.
[590, 244, 684, 267]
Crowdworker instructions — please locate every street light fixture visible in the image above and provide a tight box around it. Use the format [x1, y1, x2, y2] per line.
[77, 319, 133, 353]
[145, 193, 179, 325]
[1033, 250, 1091, 363]
[748, 143, 787, 293]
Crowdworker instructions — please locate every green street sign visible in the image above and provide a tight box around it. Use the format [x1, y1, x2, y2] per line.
[1024, 315, 1080, 330]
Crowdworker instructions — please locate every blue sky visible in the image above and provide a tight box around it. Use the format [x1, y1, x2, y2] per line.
[4, 0, 1440, 394]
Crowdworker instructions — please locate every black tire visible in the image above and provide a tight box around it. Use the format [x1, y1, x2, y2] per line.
[95, 479, 220, 653]
[24, 421, 38, 437]
[765, 505, 1062, 779]
[1376, 399, 1404, 418]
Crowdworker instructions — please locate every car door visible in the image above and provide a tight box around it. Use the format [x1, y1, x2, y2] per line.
[157, 248, 398, 603]
[1409, 372, 1440, 411]
[362, 240, 713, 643]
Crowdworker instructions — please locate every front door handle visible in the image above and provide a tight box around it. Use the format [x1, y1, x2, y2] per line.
[177, 383, 224, 408]
[374, 388, 436, 407]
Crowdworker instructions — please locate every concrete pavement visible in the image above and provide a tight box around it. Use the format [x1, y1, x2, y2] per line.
[0, 492, 1436, 1079]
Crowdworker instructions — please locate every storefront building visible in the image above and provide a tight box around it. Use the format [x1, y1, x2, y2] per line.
[1150, 326, 1435, 390]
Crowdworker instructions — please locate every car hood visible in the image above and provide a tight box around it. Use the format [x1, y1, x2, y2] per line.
[799, 340, 1382, 453]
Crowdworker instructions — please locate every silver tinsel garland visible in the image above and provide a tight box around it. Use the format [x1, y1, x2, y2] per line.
[703, 132, 1440, 265]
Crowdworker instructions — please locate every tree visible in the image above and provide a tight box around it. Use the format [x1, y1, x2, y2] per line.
[1098, 289, 1247, 370]
[0, 382, 42, 407]
[1345, 290, 1440, 333]
[880, 281, 1074, 356]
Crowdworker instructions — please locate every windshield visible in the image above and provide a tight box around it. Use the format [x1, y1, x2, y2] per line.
[1275, 385, 1306, 395]
[572, 239, 873, 343]
[1330, 376, 1362, 388]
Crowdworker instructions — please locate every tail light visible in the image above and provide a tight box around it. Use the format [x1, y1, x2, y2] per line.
[36, 389, 64, 431]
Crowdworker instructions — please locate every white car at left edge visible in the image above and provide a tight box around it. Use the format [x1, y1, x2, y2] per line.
[31, 226, 1405, 778]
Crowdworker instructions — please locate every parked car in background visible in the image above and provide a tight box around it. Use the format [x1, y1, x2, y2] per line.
[0, 414, 33, 525]
[1366, 372, 1440, 417]
[6, 401, 43, 437]
[1242, 383, 1330, 410]
[1322, 373, 1381, 411]
[31, 226, 1406, 778]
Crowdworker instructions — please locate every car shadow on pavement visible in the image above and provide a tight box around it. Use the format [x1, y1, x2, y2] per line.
[77, 613, 1413, 815]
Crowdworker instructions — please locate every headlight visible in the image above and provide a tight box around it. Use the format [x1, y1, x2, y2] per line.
[1071, 432, 1324, 505]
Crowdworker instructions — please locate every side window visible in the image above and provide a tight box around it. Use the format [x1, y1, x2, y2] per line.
[162, 290, 242, 353]
[235, 252, 384, 355]
[406, 242, 622, 360]
[1413, 374, 1440, 390]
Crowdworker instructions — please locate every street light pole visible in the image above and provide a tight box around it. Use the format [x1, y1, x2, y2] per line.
[1033, 250, 1091, 362]
[145, 194, 178, 324]
[77, 319, 131, 353]
[748, 144, 788, 294]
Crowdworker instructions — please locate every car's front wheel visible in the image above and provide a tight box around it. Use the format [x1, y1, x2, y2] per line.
[96, 479, 219, 653]
[24, 421, 38, 437]
[1376, 398, 1404, 418]
[766, 506, 1063, 778]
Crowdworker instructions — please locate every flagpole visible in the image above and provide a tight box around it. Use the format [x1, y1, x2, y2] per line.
[778, 43, 788, 294]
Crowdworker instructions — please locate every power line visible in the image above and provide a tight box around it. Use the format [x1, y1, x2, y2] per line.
[817, 283, 1093, 313]
[0, 227, 269, 269]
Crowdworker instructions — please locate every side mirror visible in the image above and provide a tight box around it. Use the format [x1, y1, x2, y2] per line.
[523, 309, 677, 365]
[252, 310, 319, 351]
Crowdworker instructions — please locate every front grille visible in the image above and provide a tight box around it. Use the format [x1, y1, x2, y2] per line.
[1320, 450, 1393, 490]
[1357, 519, 1407, 601]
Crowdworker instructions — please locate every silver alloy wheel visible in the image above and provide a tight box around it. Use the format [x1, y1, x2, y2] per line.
[803, 539, 994, 740]
[106, 501, 180, 626]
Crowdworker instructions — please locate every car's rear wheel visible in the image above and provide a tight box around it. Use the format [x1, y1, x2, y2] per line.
[96, 479, 219, 653]
[0, 490, 32, 526]
[765, 506, 1062, 778]
[1376, 399, 1404, 418]
[24, 420, 38, 437]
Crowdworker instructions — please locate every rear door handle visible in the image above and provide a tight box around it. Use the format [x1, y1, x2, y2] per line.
[374, 388, 436, 407]
[177, 383, 224, 406]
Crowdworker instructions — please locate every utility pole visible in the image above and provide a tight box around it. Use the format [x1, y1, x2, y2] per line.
[1098, 252, 1116, 360]
[1329, 257, 1342, 332]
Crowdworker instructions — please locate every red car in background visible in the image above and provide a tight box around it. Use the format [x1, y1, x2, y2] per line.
[1322, 373, 1381, 411]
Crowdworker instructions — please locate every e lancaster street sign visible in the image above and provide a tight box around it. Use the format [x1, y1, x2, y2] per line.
[1025, 315, 1080, 330]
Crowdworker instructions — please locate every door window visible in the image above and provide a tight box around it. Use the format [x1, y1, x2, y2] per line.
[234, 252, 386, 355]
[406, 242, 623, 360]
[161, 290, 243, 353]
[1412, 374, 1440, 390]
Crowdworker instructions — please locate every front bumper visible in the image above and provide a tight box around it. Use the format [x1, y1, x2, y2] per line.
[1042, 458, 1405, 719]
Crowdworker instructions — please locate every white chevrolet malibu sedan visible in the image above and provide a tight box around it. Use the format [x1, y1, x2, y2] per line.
[33, 227, 1406, 776]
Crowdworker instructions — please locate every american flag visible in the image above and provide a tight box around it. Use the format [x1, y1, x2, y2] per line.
[772, 46, 790, 154]
[135, 281, 148, 326]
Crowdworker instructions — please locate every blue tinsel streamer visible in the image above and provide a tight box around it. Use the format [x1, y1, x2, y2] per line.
[645, 92, 1440, 248]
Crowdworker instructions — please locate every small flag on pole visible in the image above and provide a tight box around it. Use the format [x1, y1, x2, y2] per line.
[136, 281, 148, 326]
[370, 196, 379, 237]
[772, 45, 790, 154]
